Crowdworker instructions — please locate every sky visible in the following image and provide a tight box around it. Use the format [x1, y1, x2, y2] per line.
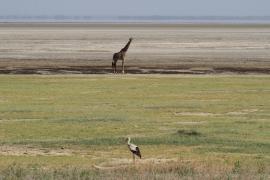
[0, 0, 270, 16]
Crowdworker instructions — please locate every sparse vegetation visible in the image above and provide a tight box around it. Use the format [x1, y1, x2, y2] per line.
[0, 161, 269, 180]
[177, 129, 201, 136]
[0, 75, 269, 179]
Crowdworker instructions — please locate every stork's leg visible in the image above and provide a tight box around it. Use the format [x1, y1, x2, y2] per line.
[122, 60, 125, 74]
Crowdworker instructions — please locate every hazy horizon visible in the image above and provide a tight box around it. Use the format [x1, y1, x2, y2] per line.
[1, 0, 270, 16]
[1, 15, 270, 24]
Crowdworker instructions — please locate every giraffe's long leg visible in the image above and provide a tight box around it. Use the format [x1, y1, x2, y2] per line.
[122, 60, 125, 74]
[112, 62, 115, 73]
[114, 61, 117, 74]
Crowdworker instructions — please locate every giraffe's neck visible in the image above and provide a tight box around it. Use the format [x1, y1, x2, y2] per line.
[121, 39, 132, 52]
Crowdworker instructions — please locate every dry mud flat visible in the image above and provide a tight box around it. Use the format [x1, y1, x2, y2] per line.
[0, 23, 270, 74]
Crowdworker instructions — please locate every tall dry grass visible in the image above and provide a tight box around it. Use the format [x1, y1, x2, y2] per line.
[1, 160, 268, 180]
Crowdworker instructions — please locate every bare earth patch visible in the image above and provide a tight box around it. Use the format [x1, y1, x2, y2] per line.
[175, 112, 219, 116]
[0, 145, 73, 156]
[175, 121, 206, 125]
[226, 109, 259, 115]
[175, 109, 259, 116]
[0, 23, 270, 75]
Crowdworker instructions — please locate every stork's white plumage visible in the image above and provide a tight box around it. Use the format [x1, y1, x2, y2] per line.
[126, 137, 141, 162]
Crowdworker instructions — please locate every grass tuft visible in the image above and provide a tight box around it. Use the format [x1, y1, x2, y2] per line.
[177, 129, 201, 136]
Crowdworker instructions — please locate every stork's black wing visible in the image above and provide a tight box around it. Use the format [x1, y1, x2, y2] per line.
[135, 147, 141, 158]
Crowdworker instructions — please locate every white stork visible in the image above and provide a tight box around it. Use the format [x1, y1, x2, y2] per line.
[126, 137, 141, 163]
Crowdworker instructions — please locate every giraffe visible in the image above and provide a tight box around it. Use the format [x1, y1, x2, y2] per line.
[112, 38, 133, 74]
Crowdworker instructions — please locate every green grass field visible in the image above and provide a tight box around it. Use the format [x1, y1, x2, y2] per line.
[0, 75, 269, 179]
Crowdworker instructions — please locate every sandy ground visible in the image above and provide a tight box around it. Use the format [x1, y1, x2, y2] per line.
[0, 145, 73, 156]
[0, 23, 270, 74]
